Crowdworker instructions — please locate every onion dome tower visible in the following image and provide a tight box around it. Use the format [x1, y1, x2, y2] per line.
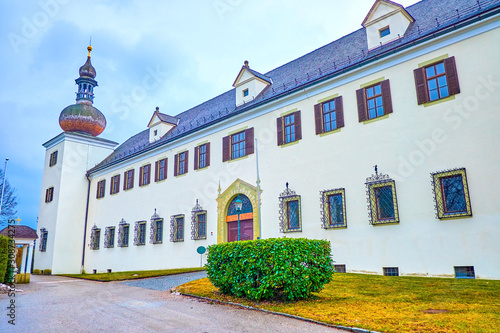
[59, 45, 106, 137]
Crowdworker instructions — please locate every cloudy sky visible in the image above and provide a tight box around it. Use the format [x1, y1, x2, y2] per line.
[0, 0, 420, 230]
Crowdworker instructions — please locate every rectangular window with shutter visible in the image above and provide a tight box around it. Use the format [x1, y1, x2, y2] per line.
[222, 128, 254, 162]
[139, 164, 151, 187]
[194, 143, 210, 170]
[414, 56, 460, 105]
[277, 111, 301, 146]
[356, 79, 392, 122]
[96, 180, 106, 199]
[110, 175, 120, 194]
[174, 151, 188, 176]
[315, 97, 344, 135]
[45, 187, 54, 203]
[124, 169, 134, 190]
[155, 158, 167, 182]
[49, 151, 58, 167]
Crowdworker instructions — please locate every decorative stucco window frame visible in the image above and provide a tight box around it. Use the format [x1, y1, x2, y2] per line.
[117, 219, 129, 247]
[89, 225, 101, 250]
[134, 221, 147, 246]
[104, 226, 115, 248]
[170, 214, 185, 242]
[191, 200, 207, 240]
[149, 210, 163, 244]
[431, 167, 472, 219]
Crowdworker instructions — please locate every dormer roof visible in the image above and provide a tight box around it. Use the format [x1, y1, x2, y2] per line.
[147, 107, 179, 128]
[233, 61, 272, 87]
[362, 0, 414, 27]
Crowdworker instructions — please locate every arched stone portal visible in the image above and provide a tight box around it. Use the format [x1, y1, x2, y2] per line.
[216, 178, 262, 244]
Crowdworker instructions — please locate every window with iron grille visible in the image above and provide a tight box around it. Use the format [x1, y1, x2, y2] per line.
[356, 79, 392, 122]
[414, 56, 460, 105]
[124, 169, 134, 190]
[49, 151, 58, 167]
[110, 175, 120, 194]
[222, 128, 254, 162]
[454, 266, 475, 279]
[96, 180, 105, 199]
[45, 187, 54, 203]
[321, 188, 347, 229]
[117, 220, 129, 247]
[39, 229, 48, 252]
[139, 164, 151, 186]
[279, 184, 302, 233]
[366, 172, 400, 225]
[191, 201, 207, 240]
[174, 151, 188, 176]
[277, 111, 302, 145]
[334, 264, 346, 273]
[134, 221, 147, 246]
[151, 219, 163, 244]
[194, 143, 210, 170]
[90, 226, 101, 250]
[155, 158, 168, 181]
[383, 267, 399, 276]
[171, 215, 184, 242]
[431, 168, 472, 219]
[104, 227, 115, 248]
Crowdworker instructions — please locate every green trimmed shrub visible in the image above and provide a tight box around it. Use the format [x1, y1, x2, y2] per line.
[0, 235, 12, 284]
[43, 269, 52, 275]
[33, 269, 41, 275]
[206, 238, 334, 301]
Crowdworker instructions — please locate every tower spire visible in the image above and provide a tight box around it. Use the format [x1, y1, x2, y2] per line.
[76, 45, 97, 104]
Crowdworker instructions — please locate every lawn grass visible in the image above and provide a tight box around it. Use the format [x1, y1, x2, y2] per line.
[60, 267, 205, 282]
[176, 273, 500, 332]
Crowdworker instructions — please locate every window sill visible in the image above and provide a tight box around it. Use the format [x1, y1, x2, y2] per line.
[280, 140, 300, 148]
[372, 220, 399, 226]
[155, 178, 167, 183]
[228, 155, 249, 163]
[363, 114, 389, 125]
[175, 173, 188, 178]
[139, 184, 150, 188]
[124, 188, 134, 191]
[283, 228, 302, 233]
[319, 128, 341, 137]
[324, 225, 347, 230]
[423, 95, 456, 107]
[196, 166, 209, 172]
[438, 213, 472, 220]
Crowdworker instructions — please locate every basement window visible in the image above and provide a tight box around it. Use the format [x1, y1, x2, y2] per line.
[334, 264, 346, 273]
[454, 266, 475, 279]
[383, 267, 399, 276]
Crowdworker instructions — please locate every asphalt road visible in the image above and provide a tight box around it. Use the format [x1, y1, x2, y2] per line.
[1, 274, 344, 333]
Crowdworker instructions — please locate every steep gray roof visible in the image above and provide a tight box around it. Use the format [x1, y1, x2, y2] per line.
[88, 0, 500, 174]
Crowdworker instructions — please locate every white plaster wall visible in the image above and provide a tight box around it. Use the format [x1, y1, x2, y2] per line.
[82, 22, 500, 278]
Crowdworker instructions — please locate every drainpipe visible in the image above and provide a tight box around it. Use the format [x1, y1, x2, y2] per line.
[255, 138, 261, 239]
[81, 174, 91, 274]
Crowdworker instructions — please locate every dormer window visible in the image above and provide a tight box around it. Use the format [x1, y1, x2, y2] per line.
[233, 60, 272, 107]
[379, 26, 390, 37]
[243, 89, 249, 97]
[147, 107, 179, 143]
[154, 130, 158, 136]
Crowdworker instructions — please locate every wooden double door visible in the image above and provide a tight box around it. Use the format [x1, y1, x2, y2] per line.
[227, 219, 253, 242]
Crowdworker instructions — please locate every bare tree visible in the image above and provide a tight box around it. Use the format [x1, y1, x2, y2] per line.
[0, 168, 18, 225]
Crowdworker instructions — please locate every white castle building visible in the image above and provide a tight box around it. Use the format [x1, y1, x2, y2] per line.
[36, 0, 500, 279]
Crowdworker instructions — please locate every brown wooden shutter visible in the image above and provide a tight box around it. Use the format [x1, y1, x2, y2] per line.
[155, 161, 159, 182]
[381, 79, 393, 115]
[164, 158, 168, 179]
[147, 164, 151, 184]
[444, 56, 460, 96]
[194, 146, 199, 170]
[123, 172, 127, 190]
[130, 169, 135, 189]
[174, 154, 178, 176]
[116, 175, 120, 193]
[414, 67, 428, 105]
[96, 182, 100, 199]
[222, 136, 230, 162]
[206, 143, 211, 167]
[139, 167, 143, 186]
[185, 151, 189, 173]
[335, 96, 344, 128]
[356, 88, 367, 122]
[314, 103, 323, 135]
[294, 111, 302, 140]
[277, 117, 283, 146]
[245, 128, 254, 155]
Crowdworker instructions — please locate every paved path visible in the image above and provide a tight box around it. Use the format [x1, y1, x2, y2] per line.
[0, 274, 344, 333]
[120, 270, 207, 291]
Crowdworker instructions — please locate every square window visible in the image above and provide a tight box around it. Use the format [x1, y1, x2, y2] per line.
[383, 267, 399, 276]
[379, 26, 390, 38]
[321, 188, 347, 229]
[454, 266, 475, 279]
[366, 179, 400, 225]
[334, 264, 346, 273]
[431, 168, 472, 219]
[243, 89, 249, 97]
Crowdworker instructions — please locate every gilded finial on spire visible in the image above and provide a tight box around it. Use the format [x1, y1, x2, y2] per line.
[87, 36, 92, 57]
